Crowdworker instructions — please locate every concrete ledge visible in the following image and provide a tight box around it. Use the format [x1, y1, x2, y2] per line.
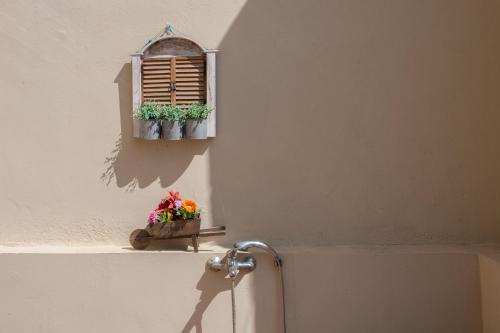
[0, 244, 230, 254]
[0, 243, 497, 254]
[1, 245, 498, 332]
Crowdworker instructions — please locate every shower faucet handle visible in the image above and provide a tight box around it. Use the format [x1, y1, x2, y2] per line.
[206, 253, 256, 277]
[227, 255, 239, 278]
[206, 256, 225, 272]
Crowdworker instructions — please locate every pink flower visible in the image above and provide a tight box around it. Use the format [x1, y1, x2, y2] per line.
[148, 210, 159, 224]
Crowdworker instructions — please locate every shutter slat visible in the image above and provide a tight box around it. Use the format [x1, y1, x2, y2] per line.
[177, 97, 205, 102]
[176, 81, 205, 86]
[143, 74, 173, 79]
[144, 88, 170, 92]
[177, 68, 205, 75]
[143, 71, 171, 75]
[143, 65, 171, 68]
[144, 91, 170, 98]
[176, 91, 206, 96]
[176, 73, 204, 78]
[143, 83, 171, 88]
[175, 78, 204, 83]
[143, 97, 171, 101]
[143, 76, 170, 83]
[143, 64, 170, 67]
[175, 64, 204, 69]
[177, 88, 205, 93]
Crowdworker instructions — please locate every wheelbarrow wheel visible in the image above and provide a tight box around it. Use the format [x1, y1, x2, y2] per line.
[129, 229, 151, 250]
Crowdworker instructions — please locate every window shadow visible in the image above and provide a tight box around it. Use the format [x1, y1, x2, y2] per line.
[101, 63, 209, 191]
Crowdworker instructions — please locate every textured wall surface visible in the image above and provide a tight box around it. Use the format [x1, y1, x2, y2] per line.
[0, 248, 486, 333]
[479, 252, 500, 333]
[1, 2, 499, 332]
[0, 0, 499, 246]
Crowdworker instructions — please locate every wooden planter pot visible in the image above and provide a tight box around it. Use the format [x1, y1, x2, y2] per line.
[147, 218, 200, 238]
[130, 218, 201, 251]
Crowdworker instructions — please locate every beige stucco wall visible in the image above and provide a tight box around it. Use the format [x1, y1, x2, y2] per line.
[0, 247, 487, 333]
[479, 252, 500, 333]
[0, 0, 499, 246]
[1, 2, 500, 332]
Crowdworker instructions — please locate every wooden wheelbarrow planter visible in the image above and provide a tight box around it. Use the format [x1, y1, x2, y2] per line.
[129, 218, 225, 252]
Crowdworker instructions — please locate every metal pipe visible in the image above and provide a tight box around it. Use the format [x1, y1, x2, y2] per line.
[232, 240, 286, 333]
[206, 240, 286, 333]
[233, 240, 282, 266]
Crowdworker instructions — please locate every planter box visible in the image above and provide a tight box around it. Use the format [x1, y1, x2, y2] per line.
[145, 218, 201, 238]
[129, 218, 201, 251]
[129, 220, 226, 252]
[162, 120, 184, 140]
[133, 119, 161, 140]
[185, 119, 208, 139]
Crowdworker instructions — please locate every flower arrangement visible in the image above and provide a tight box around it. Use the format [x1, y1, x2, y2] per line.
[148, 190, 200, 224]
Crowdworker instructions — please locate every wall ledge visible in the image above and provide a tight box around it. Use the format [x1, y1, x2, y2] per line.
[0, 244, 498, 255]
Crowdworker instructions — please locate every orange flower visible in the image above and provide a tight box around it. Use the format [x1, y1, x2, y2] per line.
[182, 200, 197, 213]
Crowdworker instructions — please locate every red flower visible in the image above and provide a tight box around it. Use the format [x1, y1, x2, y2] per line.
[156, 190, 181, 211]
[157, 199, 168, 210]
[167, 191, 181, 209]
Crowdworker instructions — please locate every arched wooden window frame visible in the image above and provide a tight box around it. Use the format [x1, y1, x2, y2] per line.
[131, 37, 218, 137]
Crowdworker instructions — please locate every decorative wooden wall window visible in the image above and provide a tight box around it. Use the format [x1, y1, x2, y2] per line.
[132, 37, 217, 137]
[142, 56, 206, 105]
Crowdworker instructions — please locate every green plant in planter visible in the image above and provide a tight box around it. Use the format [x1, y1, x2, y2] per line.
[160, 105, 186, 121]
[184, 103, 213, 119]
[159, 104, 186, 140]
[133, 101, 163, 120]
[133, 101, 162, 139]
[183, 103, 214, 139]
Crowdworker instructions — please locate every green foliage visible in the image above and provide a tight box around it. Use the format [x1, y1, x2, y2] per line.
[184, 103, 213, 120]
[133, 101, 163, 120]
[178, 208, 200, 220]
[160, 105, 186, 121]
[157, 210, 173, 224]
[135, 102, 213, 121]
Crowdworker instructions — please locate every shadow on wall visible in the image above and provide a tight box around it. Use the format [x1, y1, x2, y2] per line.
[206, 1, 499, 332]
[181, 268, 244, 333]
[209, 0, 500, 246]
[101, 63, 208, 191]
[478, 251, 500, 333]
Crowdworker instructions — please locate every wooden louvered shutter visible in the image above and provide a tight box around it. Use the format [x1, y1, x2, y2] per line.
[142, 57, 172, 104]
[174, 56, 206, 105]
[141, 56, 206, 106]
